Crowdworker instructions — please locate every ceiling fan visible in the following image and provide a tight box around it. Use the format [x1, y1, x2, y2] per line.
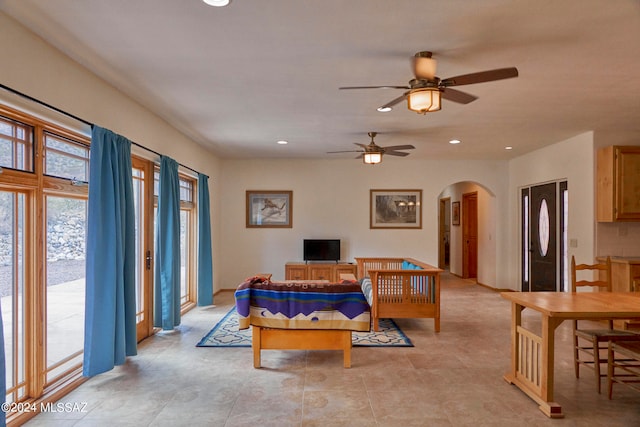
[327, 132, 414, 164]
[339, 51, 518, 114]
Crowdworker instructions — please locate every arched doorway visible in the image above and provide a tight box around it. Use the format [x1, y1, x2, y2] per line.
[438, 181, 496, 286]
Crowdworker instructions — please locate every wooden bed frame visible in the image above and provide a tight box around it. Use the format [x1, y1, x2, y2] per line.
[252, 326, 352, 368]
[355, 257, 442, 332]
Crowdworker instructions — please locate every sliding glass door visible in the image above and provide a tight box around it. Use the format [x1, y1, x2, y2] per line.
[0, 189, 28, 404]
[132, 157, 154, 341]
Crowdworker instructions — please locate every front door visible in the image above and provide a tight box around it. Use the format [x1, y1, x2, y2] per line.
[529, 182, 557, 291]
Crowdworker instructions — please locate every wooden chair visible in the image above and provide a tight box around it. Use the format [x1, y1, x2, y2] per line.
[607, 340, 640, 399]
[571, 256, 640, 393]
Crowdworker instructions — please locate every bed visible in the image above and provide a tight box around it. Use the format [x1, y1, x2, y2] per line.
[234, 276, 370, 368]
[355, 257, 442, 332]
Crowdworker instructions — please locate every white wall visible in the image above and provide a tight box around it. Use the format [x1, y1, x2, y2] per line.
[0, 12, 224, 292]
[219, 158, 508, 289]
[506, 132, 596, 289]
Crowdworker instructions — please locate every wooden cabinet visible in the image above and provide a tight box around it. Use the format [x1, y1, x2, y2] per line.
[597, 145, 640, 222]
[284, 264, 307, 281]
[309, 265, 333, 281]
[284, 262, 357, 282]
[605, 257, 640, 293]
[597, 256, 640, 330]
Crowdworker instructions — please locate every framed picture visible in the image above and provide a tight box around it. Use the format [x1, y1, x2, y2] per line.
[246, 190, 293, 228]
[452, 201, 460, 226]
[370, 189, 422, 229]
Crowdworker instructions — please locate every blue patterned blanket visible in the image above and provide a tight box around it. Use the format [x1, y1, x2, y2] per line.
[234, 277, 371, 332]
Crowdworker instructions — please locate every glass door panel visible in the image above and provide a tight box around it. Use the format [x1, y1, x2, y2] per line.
[132, 157, 153, 341]
[0, 190, 27, 403]
[44, 196, 86, 383]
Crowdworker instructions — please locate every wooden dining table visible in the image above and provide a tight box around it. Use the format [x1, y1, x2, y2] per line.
[500, 291, 640, 418]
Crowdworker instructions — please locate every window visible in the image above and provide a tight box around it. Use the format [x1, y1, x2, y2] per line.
[521, 188, 529, 292]
[560, 181, 568, 292]
[153, 171, 197, 309]
[0, 106, 89, 425]
[179, 176, 196, 308]
[0, 102, 201, 424]
[0, 114, 33, 172]
[0, 190, 27, 404]
[43, 132, 89, 181]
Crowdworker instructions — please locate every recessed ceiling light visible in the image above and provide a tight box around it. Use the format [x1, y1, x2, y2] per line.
[276, 140, 288, 145]
[505, 146, 513, 150]
[377, 106, 392, 113]
[203, 0, 231, 6]
[449, 139, 461, 144]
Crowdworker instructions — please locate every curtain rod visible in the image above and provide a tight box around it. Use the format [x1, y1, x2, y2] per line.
[0, 82, 207, 178]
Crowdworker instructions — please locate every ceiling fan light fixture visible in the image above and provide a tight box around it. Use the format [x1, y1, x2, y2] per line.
[407, 88, 441, 114]
[203, 0, 231, 6]
[363, 152, 382, 165]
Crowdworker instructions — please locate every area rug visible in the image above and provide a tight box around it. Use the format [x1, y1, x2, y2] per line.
[196, 307, 413, 347]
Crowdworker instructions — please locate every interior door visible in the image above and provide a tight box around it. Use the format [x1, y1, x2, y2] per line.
[530, 182, 557, 291]
[462, 192, 478, 279]
[438, 197, 450, 270]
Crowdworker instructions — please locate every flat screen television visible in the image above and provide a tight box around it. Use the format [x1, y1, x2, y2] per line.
[303, 239, 340, 262]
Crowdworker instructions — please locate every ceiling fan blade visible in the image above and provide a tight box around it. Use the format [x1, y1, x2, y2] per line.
[381, 144, 415, 151]
[339, 85, 410, 90]
[327, 150, 363, 154]
[385, 151, 411, 157]
[441, 87, 478, 104]
[440, 67, 519, 87]
[354, 142, 369, 149]
[378, 93, 409, 110]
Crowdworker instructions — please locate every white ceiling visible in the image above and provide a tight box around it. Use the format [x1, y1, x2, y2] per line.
[1, 0, 639, 161]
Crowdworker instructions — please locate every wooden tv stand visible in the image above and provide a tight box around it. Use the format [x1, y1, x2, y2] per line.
[284, 262, 357, 282]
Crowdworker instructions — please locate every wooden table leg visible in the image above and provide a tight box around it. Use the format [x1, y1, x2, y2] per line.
[503, 302, 523, 385]
[252, 326, 261, 368]
[343, 331, 352, 368]
[503, 303, 564, 418]
[539, 315, 563, 418]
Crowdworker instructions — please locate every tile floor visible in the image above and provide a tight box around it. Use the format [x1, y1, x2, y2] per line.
[25, 273, 640, 426]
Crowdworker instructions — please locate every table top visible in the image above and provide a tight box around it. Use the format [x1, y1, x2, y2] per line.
[500, 291, 640, 319]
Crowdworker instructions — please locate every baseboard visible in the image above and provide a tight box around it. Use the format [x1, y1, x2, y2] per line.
[447, 273, 513, 293]
[476, 281, 513, 293]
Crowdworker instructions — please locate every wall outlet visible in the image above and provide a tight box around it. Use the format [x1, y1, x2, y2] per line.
[569, 238, 578, 248]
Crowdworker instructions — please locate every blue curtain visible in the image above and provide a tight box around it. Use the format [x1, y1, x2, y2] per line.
[154, 156, 181, 330]
[1, 300, 5, 427]
[197, 173, 213, 306]
[83, 126, 137, 377]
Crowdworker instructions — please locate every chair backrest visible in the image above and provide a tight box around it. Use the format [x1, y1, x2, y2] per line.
[571, 256, 612, 292]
